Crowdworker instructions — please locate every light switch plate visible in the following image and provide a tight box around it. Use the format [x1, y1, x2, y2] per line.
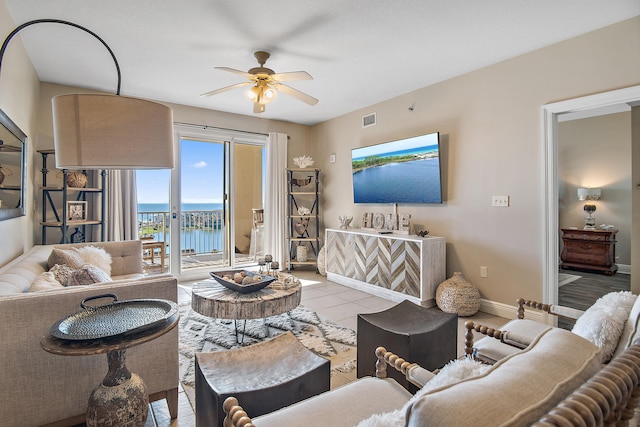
[329, 153, 336, 163]
[492, 196, 509, 207]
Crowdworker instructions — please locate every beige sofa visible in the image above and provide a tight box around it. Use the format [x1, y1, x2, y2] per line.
[224, 329, 640, 426]
[222, 327, 618, 427]
[0, 240, 179, 427]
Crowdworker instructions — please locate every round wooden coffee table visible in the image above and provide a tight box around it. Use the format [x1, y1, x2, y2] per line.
[191, 274, 302, 342]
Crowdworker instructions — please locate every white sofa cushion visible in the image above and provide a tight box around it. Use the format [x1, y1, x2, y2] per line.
[572, 290, 636, 363]
[355, 358, 491, 427]
[613, 293, 640, 359]
[253, 377, 412, 427]
[405, 328, 601, 427]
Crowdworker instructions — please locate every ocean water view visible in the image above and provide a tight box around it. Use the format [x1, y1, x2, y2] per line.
[138, 203, 225, 254]
[138, 202, 223, 212]
[353, 157, 442, 204]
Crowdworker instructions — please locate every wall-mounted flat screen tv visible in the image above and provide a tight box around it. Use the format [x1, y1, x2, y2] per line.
[352, 132, 442, 204]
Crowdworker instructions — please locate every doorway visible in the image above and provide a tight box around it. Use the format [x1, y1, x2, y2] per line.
[137, 124, 267, 281]
[543, 85, 640, 307]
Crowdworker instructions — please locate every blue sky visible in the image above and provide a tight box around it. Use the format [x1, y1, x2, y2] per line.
[352, 132, 439, 158]
[136, 139, 224, 204]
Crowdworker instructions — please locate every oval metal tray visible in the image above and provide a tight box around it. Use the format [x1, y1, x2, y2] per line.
[50, 296, 178, 341]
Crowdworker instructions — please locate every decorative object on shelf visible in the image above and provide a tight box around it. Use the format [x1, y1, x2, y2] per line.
[270, 261, 280, 276]
[338, 215, 353, 229]
[296, 245, 308, 262]
[293, 155, 314, 169]
[436, 272, 481, 316]
[298, 206, 311, 216]
[67, 201, 87, 222]
[291, 175, 312, 187]
[372, 213, 385, 229]
[0, 165, 12, 184]
[66, 171, 88, 188]
[1, 19, 174, 170]
[361, 211, 411, 234]
[416, 230, 430, 237]
[577, 187, 602, 230]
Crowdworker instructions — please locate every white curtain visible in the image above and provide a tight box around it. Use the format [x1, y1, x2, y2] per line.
[264, 133, 288, 265]
[105, 170, 139, 241]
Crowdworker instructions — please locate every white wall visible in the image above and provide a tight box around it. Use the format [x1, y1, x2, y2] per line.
[0, 3, 39, 265]
[311, 16, 640, 305]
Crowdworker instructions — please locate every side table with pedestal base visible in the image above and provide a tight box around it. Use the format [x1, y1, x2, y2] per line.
[41, 310, 179, 427]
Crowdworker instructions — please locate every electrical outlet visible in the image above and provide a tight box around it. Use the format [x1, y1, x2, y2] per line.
[492, 196, 509, 207]
[480, 266, 488, 278]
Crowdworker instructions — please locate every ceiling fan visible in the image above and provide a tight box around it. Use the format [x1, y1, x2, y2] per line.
[201, 51, 318, 113]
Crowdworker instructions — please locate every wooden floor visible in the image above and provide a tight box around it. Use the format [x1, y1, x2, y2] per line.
[558, 268, 630, 330]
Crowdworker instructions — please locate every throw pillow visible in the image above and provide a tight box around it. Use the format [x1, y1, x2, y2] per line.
[49, 264, 76, 286]
[67, 264, 112, 287]
[29, 272, 64, 292]
[572, 290, 637, 363]
[355, 357, 490, 427]
[47, 248, 85, 270]
[72, 246, 112, 276]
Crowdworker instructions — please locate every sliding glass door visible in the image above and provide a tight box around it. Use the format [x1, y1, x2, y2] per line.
[137, 125, 267, 280]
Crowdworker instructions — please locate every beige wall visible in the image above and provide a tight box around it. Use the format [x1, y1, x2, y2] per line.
[0, 4, 39, 266]
[234, 143, 263, 253]
[310, 16, 640, 306]
[558, 113, 632, 266]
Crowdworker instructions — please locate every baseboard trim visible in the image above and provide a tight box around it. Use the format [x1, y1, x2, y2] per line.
[479, 299, 545, 323]
[617, 264, 631, 275]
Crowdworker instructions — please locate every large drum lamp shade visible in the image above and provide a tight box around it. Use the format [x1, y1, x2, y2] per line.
[52, 93, 174, 169]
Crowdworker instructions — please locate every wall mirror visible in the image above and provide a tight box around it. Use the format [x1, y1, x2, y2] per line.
[0, 107, 27, 221]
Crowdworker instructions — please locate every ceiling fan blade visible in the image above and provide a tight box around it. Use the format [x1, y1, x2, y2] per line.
[253, 103, 266, 114]
[200, 81, 251, 97]
[215, 67, 256, 79]
[273, 83, 318, 106]
[270, 71, 313, 82]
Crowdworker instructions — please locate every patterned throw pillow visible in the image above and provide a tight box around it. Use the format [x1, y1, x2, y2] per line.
[67, 264, 112, 287]
[29, 272, 64, 292]
[49, 264, 76, 286]
[47, 248, 84, 270]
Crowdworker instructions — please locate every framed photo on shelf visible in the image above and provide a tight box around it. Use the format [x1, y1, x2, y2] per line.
[67, 201, 87, 222]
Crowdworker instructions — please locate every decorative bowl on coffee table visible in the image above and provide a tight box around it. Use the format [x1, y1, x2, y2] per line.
[210, 270, 277, 293]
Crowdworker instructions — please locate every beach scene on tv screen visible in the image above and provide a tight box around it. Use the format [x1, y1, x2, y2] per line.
[352, 133, 442, 204]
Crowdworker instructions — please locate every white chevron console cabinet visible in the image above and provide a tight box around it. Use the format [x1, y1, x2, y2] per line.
[325, 228, 446, 305]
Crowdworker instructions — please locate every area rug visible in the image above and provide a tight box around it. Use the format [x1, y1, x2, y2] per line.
[559, 273, 582, 287]
[178, 303, 357, 407]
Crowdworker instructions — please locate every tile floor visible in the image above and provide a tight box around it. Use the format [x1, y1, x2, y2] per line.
[144, 270, 508, 426]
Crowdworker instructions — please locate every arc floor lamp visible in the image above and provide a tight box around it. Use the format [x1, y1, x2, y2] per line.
[0, 18, 174, 170]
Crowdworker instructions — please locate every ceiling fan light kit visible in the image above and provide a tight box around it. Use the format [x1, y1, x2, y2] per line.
[202, 51, 318, 113]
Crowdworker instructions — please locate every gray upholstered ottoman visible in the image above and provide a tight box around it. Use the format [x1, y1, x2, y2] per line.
[195, 331, 330, 427]
[357, 300, 457, 392]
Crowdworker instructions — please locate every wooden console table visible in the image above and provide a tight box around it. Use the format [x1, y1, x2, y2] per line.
[325, 228, 446, 304]
[560, 228, 618, 275]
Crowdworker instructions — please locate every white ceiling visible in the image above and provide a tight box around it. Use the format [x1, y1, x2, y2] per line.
[3, 0, 640, 126]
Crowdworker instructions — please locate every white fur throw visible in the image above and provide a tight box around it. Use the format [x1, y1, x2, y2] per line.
[72, 246, 112, 276]
[572, 291, 637, 363]
[355, 357, 490, 427]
